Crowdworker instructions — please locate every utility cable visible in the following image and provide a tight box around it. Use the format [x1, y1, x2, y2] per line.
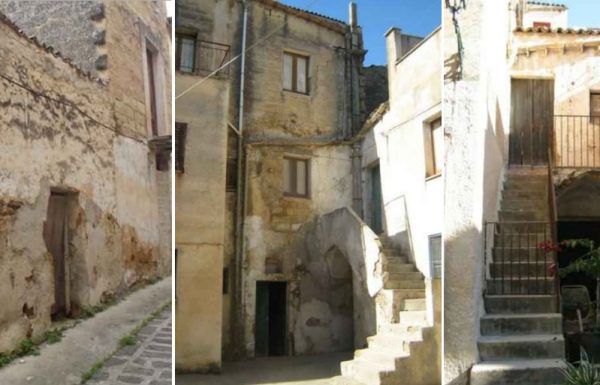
[175, 0, 323, 100]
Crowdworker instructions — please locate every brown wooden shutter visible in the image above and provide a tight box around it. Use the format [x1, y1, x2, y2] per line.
[175, 122, 187, 173]
[591, 92, 600, 117]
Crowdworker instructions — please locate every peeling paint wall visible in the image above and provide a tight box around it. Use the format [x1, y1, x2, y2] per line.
[0, 2, 170, 354]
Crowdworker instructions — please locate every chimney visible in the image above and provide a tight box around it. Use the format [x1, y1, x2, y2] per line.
[385, 27, 402, 105]
[349, 1, 357, 31]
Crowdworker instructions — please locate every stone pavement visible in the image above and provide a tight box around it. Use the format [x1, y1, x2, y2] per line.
[176, 352, 352, 385]
[87, 306, 172, 385]
[0, 277, 171, 385]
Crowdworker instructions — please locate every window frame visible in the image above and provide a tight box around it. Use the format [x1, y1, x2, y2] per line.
[283, 156, 311, 199]
[283, 51, 310, 95]
[429, 234, 442, 279]
[175, 32, 197, 73]
[425, 117, 443, 179]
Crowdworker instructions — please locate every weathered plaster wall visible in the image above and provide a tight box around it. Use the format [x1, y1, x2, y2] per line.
[174, 74, 230, 372]
[444, 0, 511, 383]
[242, 144, 353, 356]
[0, 12, 166, 353]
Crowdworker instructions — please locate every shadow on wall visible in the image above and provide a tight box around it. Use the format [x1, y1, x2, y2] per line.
[444, 225, 484, 385]
[291, 207, 383, 355]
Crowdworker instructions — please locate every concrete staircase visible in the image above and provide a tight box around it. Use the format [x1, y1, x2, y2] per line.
[471, 168, 566, 385]
[337, 246, 438, 385]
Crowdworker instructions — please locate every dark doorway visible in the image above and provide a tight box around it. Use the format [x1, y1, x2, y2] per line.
[43, 192, 71, 319]
[510, 78, 554, 166]
[255, 281, 287, 357]
[370, 164, 383, 234]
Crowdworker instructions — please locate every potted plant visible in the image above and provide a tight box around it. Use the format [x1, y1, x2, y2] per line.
[556, 239, 600, 363]
[562, 350, 600, 385]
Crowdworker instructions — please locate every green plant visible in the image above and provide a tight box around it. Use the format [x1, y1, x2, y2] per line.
[81, 361, 103, 383]
[119, 335, 136, 347]
[559, 239, 600, 327]
[562, 350, 600, 385]
[44, 329, 62, 344]
[18, 338, 38, 356]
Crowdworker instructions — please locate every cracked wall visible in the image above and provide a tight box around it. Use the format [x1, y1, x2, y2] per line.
[0, 3, 170, 354]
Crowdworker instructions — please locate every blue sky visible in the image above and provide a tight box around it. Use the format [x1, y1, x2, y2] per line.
[279, 0, 441, 66]
[561, 0, 600, 28]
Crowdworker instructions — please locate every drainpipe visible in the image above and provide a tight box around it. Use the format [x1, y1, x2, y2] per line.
[233, 0, 248, 360]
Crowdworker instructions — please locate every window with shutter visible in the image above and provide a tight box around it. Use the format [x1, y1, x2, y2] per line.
[283, 52, 309, 94]
[283, 157, 310, 198]
[175, 122, 187, 173]
[176, 33, 196, 73]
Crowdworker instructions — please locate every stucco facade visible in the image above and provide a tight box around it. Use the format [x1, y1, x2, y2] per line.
[0, 1, 171, 355]
[444, 0, 600, 383]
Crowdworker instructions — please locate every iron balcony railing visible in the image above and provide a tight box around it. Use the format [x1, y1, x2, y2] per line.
[553, 115, 600, 168]
[175, 36, 230, 77]
[484, 221, 558, 295]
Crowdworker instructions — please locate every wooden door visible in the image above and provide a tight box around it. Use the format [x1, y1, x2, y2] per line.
[44, 193, 69, 317]
[255, 281, 287, 357]
[510, 79, 554, 165]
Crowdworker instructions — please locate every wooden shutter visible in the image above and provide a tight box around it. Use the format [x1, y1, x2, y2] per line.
[175, 122, 187, 173]
[591, 93, 600, 117]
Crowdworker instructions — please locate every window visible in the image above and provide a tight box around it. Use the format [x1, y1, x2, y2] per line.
[175, 33, 196, 73]
[429, 234, 442, 279]
[223, 267, 229, 294]
[283, 157, 310, 198]
[591, 92, 600, 117]
[283, 52, 309, 94]
[533, 21, 551, 28]
[425, 117, 443, 178]
[175, 122, 188, 173]
[146, 46, 159, 137]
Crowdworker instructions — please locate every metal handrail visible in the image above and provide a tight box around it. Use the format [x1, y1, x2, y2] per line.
[553, 115, 600, 168]
[548, 148, 560, 309]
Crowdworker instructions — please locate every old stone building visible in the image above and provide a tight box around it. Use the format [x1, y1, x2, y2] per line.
[445, 0, 600, 384]
[0, 1, 171, 354]
[175, 1, 441, 384]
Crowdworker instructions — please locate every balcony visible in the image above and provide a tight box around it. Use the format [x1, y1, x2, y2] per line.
[175, 36, 230, 77]
[553, 115, 600, 168]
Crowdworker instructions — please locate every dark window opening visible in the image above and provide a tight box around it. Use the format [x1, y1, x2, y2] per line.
[146, 46, 159, 137]
[175, 122, 187, 173]
[223, 267, 229, 294]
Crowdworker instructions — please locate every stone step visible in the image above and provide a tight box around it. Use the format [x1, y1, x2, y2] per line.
[492, 247, 554, 261]
[487, 277, 556, 295]
[502, 190, 547, 200]
[491, 222, 551, 233]
[400, 298, 427, 311]
[383, 262, 416, 273]
[501, 200, 548, 212]
[353, 347, 408, 367]
[490, 261, 552, 278]
[367, 331, 424, 347]
[470, 359, 567, 385]
[485, 295, 558, 314]
[398, 310, 428, 326]
[478, 334, 565, 361]
[378, 323, 423, 337]
[384, 280, 425, 290]
[481, 313, 562, 336]
[389, 289, 427, 302]
[494, 233, 551, 247]
[499, 211, 548, 221]
[382, 249, 404, 258]
[383, 271, 423, 283]
[366, 336, 412, 352]
[504, 180, 547, 190]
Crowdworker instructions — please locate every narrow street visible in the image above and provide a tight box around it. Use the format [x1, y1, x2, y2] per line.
[176, 352, 352, 385]
[0, 278, 171, 385]
[87, 306, 172, 385]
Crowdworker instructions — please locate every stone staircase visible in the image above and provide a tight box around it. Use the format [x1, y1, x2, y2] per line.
[471, 168, 566, 385]
[337, 246, 438, 385]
